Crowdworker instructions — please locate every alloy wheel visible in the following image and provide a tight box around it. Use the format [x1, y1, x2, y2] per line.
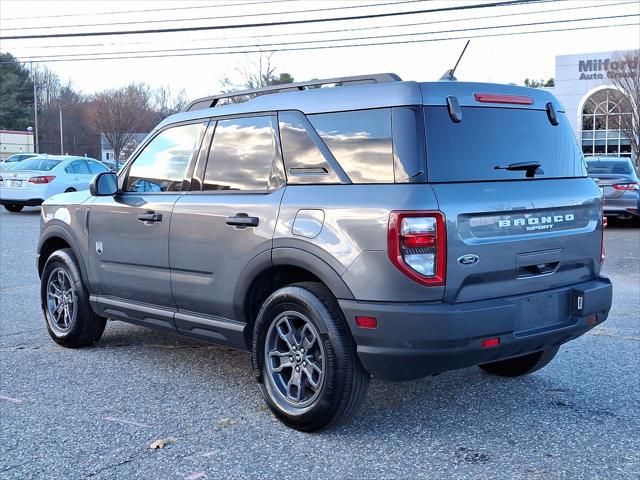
[46, 267, 76, 333]
[264, 311, 326, 409]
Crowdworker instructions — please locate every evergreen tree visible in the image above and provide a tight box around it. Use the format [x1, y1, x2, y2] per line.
[0, 53, 34, 130]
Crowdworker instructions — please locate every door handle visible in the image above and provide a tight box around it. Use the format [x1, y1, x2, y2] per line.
[226, 213, 259, 227]
[137, 211, 163, 223]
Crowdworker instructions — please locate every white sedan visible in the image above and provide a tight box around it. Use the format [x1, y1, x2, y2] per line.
[0, 155, 110, 212]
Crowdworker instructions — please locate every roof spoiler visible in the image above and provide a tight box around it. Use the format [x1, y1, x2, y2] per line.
[184, 73, 402, 112]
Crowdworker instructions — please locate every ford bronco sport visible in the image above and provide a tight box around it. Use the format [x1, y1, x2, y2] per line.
[37, 73, 613, 431]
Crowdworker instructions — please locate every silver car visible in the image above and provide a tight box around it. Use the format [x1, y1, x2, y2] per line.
[0, 155, 109, 212]
[0, 152, 38, 171]
[586, 156, 639, 222]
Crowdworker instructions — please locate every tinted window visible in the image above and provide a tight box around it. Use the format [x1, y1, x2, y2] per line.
[7, 154, 34, 163]
[126, 122, 205, 192]
[203, 116, 278, 191]
[424, 106, 586, 182]
[66, 160, 90, 174]
[586, 160, 633, 175]
[87, 161, 109, 174]
[308, 109, 394, 183]
[279, 111, 342, 184]
[12, 158, 61, 171]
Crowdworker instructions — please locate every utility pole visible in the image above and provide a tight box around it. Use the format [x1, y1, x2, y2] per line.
[31, 62, 39, 153]
[59, 106, 64, 155]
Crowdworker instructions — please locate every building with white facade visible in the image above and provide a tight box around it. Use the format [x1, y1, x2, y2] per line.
[0, 129, 35, 160]
[547, 50, 638, 160]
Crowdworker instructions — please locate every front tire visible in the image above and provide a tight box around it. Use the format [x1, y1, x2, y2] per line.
[40, 248, 106, 348]
[252, 282, 370, 432]
[479, 346, 560, 377]
[4, 204, 23, 212]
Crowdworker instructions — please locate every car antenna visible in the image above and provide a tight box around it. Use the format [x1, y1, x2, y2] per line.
[440, 40, 470, 81]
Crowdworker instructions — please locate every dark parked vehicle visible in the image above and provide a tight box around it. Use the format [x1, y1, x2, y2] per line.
[586, 156, 639, 222]
[36, 74, 612, 431]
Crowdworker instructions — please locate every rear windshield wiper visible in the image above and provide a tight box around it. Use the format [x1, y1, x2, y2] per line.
[494, 161, 543, 178]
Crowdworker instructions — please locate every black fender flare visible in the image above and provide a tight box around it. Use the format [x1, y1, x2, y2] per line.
[37, 224, 89, 284]
[232, 247, 354, 324]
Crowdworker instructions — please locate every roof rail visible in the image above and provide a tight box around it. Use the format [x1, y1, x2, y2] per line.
[184, 73, 402, 112]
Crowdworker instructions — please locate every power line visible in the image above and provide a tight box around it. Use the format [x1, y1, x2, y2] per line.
[0, 0, 554, 40]
[2, 0, 430, 32]
[18, 13, 637, 61]
[9, 22, 637, 64]
[0, 0, 301, 21]
[8, 0, 634, 52]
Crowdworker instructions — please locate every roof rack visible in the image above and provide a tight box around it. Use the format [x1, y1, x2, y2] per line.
[184, 73, 402, 112]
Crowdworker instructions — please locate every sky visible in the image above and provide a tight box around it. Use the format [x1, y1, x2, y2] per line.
[1, 0, 639, 101]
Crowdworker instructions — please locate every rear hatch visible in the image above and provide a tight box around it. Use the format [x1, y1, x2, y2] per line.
[421, 84, 602, 304]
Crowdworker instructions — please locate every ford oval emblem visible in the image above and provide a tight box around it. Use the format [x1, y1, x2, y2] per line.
[458, 254, 480, 266]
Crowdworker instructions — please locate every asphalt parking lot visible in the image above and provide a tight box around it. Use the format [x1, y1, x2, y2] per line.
[1, 207, 638, 480]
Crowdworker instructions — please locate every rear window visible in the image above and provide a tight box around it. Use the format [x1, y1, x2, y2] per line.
[12, 158, 61, 171]
[424, 106, 586, 182]
[586, 160, 632, 175]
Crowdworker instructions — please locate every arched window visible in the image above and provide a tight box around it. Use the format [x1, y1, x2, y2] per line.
[581, 88, 632, 157]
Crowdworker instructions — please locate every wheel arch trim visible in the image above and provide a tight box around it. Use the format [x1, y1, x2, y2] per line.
[37, 225, 89, 285]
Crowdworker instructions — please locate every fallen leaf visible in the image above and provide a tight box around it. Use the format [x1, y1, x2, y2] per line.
[149, 437, 176, 449]
[184, 472, 207, 480]
[218, 418, 236, 427]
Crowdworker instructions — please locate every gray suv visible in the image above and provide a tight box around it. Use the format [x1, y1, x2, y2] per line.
[37, 74, 613, 431]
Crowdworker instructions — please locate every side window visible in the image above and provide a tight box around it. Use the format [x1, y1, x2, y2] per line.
[278, 111, 343, 184]
[66, 160, 90, 174]
[125, 122, 205, 193]
[203, 116, 280, 191]
[307, 108, 394, 183]
[87, 161, 108, 174]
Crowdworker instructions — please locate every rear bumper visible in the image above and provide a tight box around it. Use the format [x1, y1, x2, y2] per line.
[604, 194, 640, 217]
[339, 277, 612, 380]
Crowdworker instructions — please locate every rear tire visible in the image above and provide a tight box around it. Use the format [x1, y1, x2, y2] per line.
[479, 346, 560, 377]
[64, 188, 76, 193]
[252, 282, 370, 432]
[40, 248, 106, 348]
[4, 204, 23, 212]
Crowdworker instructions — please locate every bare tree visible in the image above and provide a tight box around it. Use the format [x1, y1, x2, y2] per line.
[610, 49, 640, 167]
[33, 65, 62, 109]
[88, 84, 153, 170]
[151, 86, 188, 122]
[219, 53, 295, 103]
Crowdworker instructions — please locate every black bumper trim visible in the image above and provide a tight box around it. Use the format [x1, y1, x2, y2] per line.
[339, 277, 612, 380]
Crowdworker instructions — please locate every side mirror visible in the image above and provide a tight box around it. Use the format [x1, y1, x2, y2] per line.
[90, 172, 118, 196]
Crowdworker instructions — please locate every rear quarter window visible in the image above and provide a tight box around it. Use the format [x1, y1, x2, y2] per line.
[308, 109, 394, 183]
[424, 106, 586, 182]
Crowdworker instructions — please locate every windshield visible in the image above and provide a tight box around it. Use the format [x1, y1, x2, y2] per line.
[424, 106, 586, 182]
[12, 158, 61, 172]
[6, 154, 33, 163]
[586, 160, 633, 175]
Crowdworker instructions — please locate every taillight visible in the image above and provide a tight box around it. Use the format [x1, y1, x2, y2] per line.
[474, 93, 533, 105]
[28, 176, 56, 184]
[388, 211, 446, 286]
[611, 183, 639, 191]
